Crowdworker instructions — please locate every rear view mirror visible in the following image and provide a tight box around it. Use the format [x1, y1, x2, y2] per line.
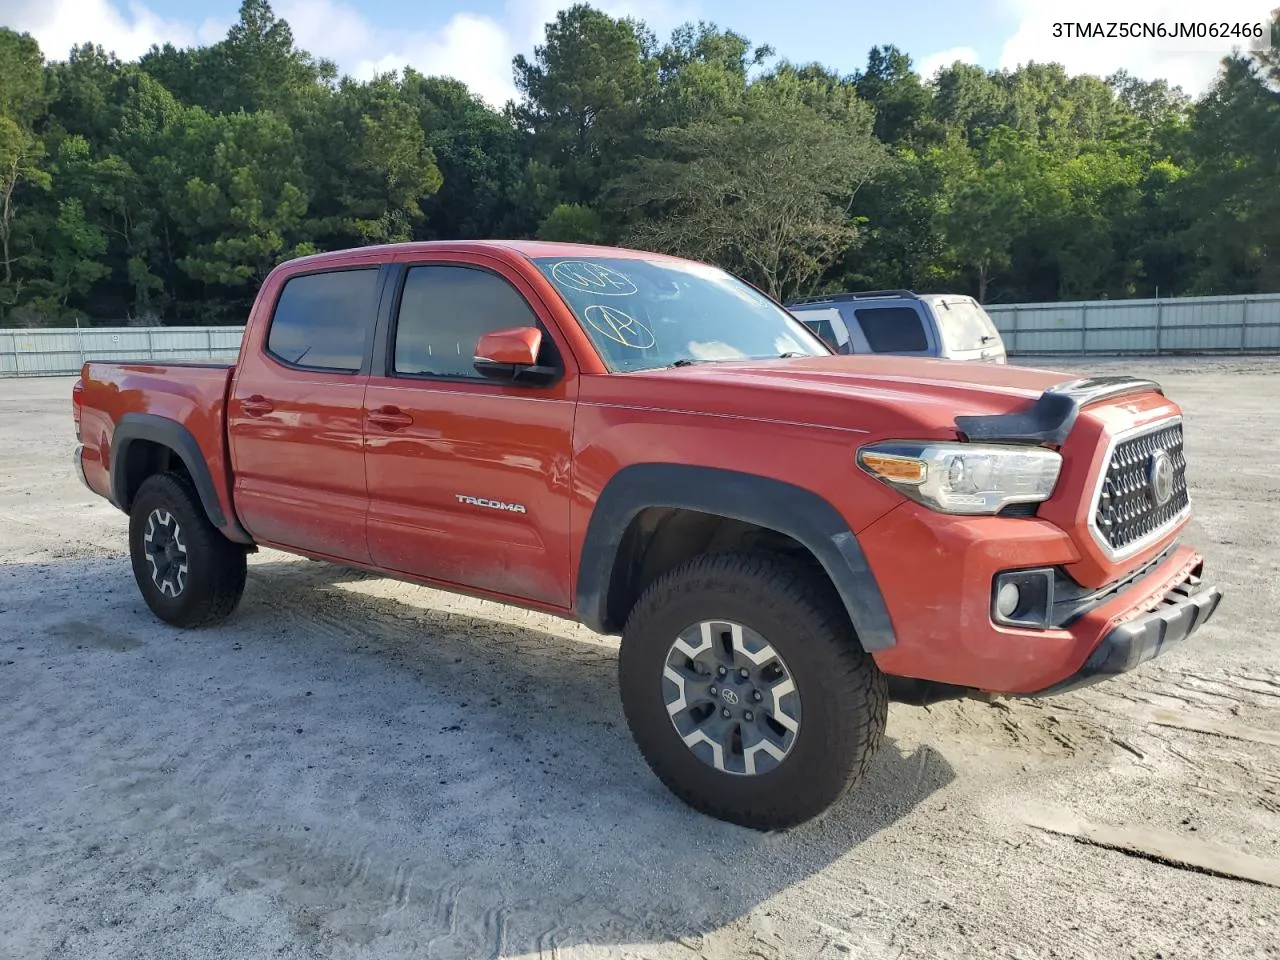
[473, 327, 559, 385]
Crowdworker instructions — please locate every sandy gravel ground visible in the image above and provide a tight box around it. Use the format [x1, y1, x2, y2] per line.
[1, 359, 1278, 960]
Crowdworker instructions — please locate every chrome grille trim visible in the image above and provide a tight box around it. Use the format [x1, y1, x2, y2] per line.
[1088, 415, 1190, 560]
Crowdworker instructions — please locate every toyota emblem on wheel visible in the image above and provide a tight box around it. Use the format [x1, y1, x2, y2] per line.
[720, 688, 739, 705]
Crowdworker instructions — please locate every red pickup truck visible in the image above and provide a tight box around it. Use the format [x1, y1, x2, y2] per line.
[73, 241, 1222, 829]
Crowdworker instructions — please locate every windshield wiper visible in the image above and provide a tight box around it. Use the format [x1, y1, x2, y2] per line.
[778, 352, 809, 358]
[669, 358, 706, 367]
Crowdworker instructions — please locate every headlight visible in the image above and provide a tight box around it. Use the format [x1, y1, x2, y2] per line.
[857, 441, 1062, 515]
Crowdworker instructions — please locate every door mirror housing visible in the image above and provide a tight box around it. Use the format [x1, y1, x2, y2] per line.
[473, 327, 558, 385]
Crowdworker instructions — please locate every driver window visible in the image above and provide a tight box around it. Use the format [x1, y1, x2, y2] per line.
[393, 265, 552, 378]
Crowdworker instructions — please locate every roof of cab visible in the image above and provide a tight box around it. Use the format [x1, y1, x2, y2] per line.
[275, 239, 691, 272]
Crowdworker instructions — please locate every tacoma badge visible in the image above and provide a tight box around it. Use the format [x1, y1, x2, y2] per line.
[455, 495, 527, 514]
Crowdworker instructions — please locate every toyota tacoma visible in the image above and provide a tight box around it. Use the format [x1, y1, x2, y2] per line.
[72, 241, 1223, 829]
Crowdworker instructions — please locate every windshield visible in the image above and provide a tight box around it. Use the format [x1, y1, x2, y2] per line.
[532, 256, 831, 372]
[933, 298, 1001, 352]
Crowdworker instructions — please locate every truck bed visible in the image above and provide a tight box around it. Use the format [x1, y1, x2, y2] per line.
[77, 360, 240, 538]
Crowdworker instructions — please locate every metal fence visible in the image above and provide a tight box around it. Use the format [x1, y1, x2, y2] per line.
[0, 326, 244, 377]
[3, 292, 1280, 376]
[984, 293, 1280, 356]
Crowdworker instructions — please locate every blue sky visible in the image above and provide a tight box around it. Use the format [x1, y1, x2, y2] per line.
[141, 0, 1019, 76]
[6, 0, 1272, 105]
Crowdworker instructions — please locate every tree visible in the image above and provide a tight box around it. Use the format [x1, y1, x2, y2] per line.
[165, 108, 317, 295]
[141, 0, 333, 117]
[0, 30, 52, 313]
[0, 118, 50, 290]
[0, 30, 47, 126]
[1174, 15, 1280, 294]
[302, 74, 442, 248]
[937, 130, 1032, 303]
[514, 4, 658, 204]
[3, 2, 1279, 326]
[649, 23, 767, 128]
[537, 202, 605, 242]
[46, 44, 126, 146]
[19, 198, 109, 316]
[617, 79, 885, 299]
[109, 72, 194, 317]
[843, 145, 955, 293]
[853, 45, 934, 145]
[404, 73, 531, 239]
[931, 62, 1009, 145]
[206, 0, 335, 115]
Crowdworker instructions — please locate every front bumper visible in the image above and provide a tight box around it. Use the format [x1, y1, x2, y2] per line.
[862, 501, 1223, 694]
[1024, 569, 1222, 696]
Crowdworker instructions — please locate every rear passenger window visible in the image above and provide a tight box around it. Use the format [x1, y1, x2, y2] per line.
[266, 269, 380, 371]
[853, 306, 928, 353]
[393, 265, 549, 379]
[794, 308, 849, 353]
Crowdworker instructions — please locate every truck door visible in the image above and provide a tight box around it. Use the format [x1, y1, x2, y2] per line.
[362, 256, 578, 607]
[227, 265, 383, 562]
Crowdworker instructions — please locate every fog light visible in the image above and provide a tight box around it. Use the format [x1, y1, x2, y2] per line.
[996, 582, 1021, 619]
[992, 568, 1055, 628]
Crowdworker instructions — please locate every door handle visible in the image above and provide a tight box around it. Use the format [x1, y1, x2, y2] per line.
[241, 395, 274, 416]
[367, 405, 414, 430]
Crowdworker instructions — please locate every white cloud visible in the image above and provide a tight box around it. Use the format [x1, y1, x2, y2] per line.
[352, 12, 526, 108]
[326, 0, 698, 107]
[997, 0, 1274, 94]
[9, 0, 699, 109]
[4, 0, 227, 60]
[915, 45, 981, 79]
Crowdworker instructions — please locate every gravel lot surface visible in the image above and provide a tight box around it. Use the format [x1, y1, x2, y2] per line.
[1, 359, 1278, 960]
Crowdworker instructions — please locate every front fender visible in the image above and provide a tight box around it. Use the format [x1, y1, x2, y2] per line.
[574, 463, 895, 651]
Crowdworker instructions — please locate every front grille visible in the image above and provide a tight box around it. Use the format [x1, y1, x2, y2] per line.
[1093, 420, 1188, 555]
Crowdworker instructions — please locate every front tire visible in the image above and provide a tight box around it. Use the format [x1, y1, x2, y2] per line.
[619, 552, 888, 830]
[128, 471, 247, 628]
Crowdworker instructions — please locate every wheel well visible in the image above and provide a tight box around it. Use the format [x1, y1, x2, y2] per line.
[117, 440, 192, 512]
[604, 507, 842, 631]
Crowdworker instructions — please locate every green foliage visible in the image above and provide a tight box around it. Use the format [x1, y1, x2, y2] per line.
[0, 29, 48, 127]
[405, 73, 533, 239]
[170, 108, 317, 288]
[537, 203, 606, 243]
[853, 46, 935, 146]
[0, 117, 50, 285]
[0, 2, 1278, 325]
[1175, 50, 1280, 293]
[302, 74, 443, 249]
[23, 198, 110, 315]
[616, 81, 886, 299]
[940, 132, 1030, 303]
[514, 5, 658, 205]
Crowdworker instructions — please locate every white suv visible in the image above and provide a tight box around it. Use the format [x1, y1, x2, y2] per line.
[786, 290, 1007, 363]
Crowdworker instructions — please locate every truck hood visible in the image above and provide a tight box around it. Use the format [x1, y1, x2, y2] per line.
[594, 354, 1084, 438]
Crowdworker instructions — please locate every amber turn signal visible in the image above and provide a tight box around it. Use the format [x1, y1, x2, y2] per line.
[858, 451, 927, 485]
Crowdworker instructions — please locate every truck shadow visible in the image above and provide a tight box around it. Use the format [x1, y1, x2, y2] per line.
[4, 554, 956, 958]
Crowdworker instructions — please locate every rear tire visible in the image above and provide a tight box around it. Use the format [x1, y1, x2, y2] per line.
[128, 471, 247, 628]
[619, 551, 888, 830]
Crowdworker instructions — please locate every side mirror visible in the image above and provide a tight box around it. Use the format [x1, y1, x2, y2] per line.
[473, 327, 558, 385]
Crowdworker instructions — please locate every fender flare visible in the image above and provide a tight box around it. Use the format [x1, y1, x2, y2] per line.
[574, 463, 895, 650]
[110, 413, 252, 543]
